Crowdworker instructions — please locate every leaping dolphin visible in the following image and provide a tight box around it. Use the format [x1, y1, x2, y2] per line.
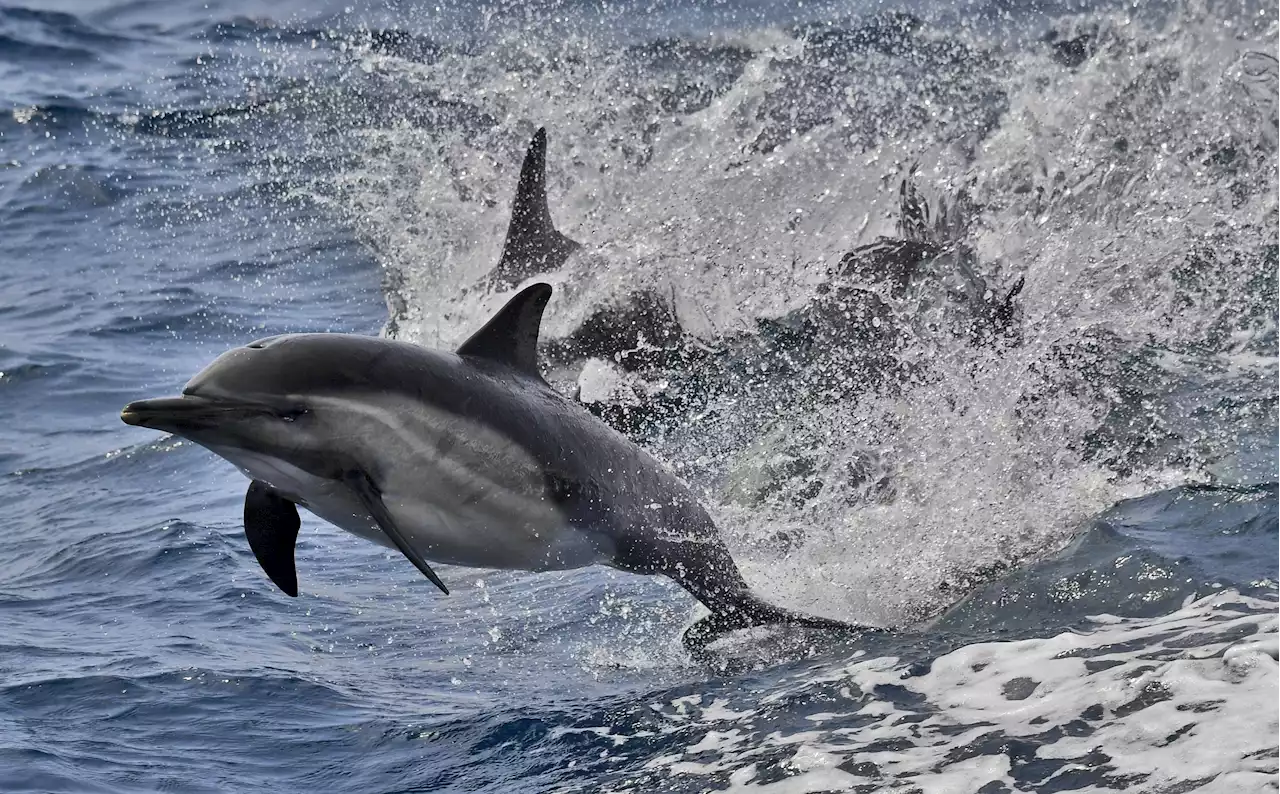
[121, 284, 868, 655]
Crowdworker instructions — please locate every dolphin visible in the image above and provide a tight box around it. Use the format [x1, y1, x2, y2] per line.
[121, 284, 868, 655]
[450, 129, 687, 378]
[489, 128, 581, 291]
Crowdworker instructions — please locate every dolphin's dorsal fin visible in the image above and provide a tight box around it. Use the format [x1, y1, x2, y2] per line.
[491, 128, 580, 289]
[457, 283, 552, 378]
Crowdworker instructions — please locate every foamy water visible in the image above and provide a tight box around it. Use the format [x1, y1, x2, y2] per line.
[581, 590, 1277, 793]
[2, 0, 1274, 790]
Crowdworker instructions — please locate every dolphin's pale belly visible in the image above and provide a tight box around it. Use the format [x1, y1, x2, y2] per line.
[204, 398, 613, 574]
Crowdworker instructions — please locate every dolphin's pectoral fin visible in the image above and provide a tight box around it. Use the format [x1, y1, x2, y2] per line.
[244, 480, 301, 597]
[457, 282, 552, 380]
[492, 127, 581, 289]
[344, 471, 450, 595]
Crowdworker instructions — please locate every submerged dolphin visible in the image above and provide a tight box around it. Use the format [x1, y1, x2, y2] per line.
[489, 128, 581, 291]
[121, 284, 867, 654]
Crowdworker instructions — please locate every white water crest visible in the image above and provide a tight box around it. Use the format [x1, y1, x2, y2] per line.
[304, 0, 1276, 629]
[577, 590, 1279, 793]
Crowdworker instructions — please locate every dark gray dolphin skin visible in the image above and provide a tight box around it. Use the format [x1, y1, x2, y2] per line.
[120, 284, 869, 656]
[489, 128, 581, 290]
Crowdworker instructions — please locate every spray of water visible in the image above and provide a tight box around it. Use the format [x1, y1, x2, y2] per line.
[301, 0, 1276, 625]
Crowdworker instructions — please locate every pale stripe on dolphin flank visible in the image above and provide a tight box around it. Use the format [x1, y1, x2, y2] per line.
[309, 392, 607, 571]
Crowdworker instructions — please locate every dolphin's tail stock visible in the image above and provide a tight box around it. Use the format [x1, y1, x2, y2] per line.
[681, 591, 878, 660]
[658, 543, 880, 660]
[612, 522, 878, 662]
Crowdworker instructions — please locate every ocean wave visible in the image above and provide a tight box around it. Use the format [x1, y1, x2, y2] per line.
[559, 590, 1278, 793]
[0, 33, 97, 65]
[86, 304, 249, 338]
[0, 6, 141, 71]
[1, 162, 130, 214]
[0, 359, 82, 387]
[0, 520, 225, 591]
[0, 100, 273, 138]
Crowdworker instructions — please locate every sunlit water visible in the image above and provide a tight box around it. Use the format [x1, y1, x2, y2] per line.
[0, 0, 1275, 791]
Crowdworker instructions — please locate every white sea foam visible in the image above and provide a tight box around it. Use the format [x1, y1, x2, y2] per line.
[571, 591, 1278, 793]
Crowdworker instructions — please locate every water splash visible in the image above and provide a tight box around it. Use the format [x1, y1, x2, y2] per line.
[296, 0, 1276, 626]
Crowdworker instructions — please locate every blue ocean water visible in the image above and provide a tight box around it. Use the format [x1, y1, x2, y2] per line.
[1, 0, 1277, 792]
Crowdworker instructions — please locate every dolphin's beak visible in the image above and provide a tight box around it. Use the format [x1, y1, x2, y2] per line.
[121, 396, 260, 433]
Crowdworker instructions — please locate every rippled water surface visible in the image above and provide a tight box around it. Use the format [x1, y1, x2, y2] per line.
[1, 0, 1276, 791]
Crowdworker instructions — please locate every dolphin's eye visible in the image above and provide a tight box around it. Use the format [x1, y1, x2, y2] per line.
[280, 407, 309, 423]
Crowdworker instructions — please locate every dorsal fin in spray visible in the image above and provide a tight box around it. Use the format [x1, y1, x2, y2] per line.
[456, 282, 552, 379]
[491, 128, 580, 289]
